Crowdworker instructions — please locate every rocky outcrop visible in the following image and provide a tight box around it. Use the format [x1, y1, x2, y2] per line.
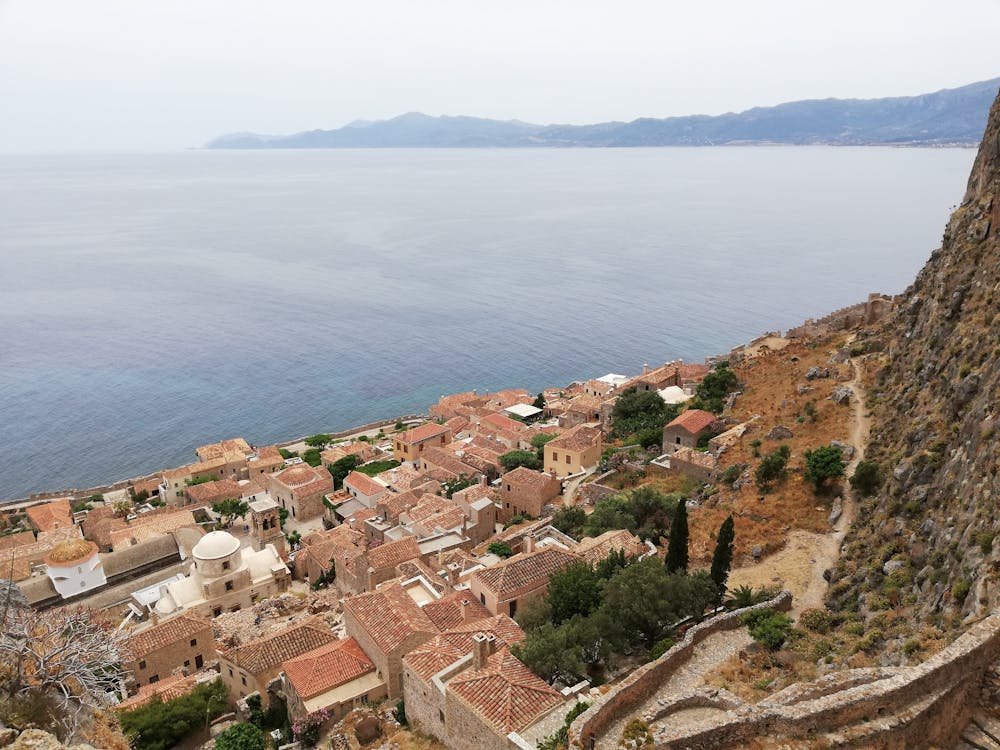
[828, 85, 1000, 649]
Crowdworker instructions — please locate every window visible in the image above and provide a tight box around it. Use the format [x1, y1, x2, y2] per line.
[565, 455, 570, 464]
[439, 710, 445, 723]
[506, 485, 510, 491]
[184, 660, 190, 668]
[222, 561, 230, 571]
[480, 593, 485, 605]
[225, 581, 234, 591]
[190, 639, 197, 647]
[213, 606, 222, 617]
[552, 452, 558, 461]
[675, 436, 681, 445]
[149, 675, 159, 684]
[138, 660, 146, 670]
[509, 599, 518, 617]
[241, 676, 247, 686]
[195, 654, 204, 668]
[228, 668, 234, 677]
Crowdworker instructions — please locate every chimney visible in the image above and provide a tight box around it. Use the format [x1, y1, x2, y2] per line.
[472, 632, 496, 669]
[642, 363, 650, 375]
[524, 536, 536, 554]
[479, 475, 487, 488]
[460, 597, 472, 620]
[437, 548, 446, 566]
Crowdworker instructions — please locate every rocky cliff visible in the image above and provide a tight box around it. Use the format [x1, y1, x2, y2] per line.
[827, 85, 1000, 655]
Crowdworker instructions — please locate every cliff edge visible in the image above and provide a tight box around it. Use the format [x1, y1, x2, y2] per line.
[828, 85, 1000, 652]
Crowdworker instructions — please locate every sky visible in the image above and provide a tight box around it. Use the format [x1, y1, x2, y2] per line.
[1, 0, 998, 152]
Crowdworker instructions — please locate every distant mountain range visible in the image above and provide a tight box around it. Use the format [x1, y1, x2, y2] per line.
[206, 77, 1000, 149]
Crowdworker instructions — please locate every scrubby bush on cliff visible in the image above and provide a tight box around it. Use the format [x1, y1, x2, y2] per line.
[754, 445, 790, 490]
[849, 460, 880, 496]
[803, 444, 846, 492]
[742, 608, 792, 651]
[688, 362, 740, 414]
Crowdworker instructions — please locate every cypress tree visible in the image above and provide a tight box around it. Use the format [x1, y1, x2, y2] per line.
[710, 515, 736, 599]
[665, 497, 688, 574]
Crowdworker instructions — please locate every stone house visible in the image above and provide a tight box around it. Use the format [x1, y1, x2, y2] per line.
[219, 617, 337, 705]
[182, 478, 242, 508]
[281, 637, 386, 722]
[342, 581, 438, 698]
[443, 642, 564, 750]
[467, 543, 578, 618]
[558, 395, 605, 430]
[25, 499, 74, 533]
[401, 615, 526, 746]
[393, 423, 453, 463]
[417, 447, 482, 483]
[245, 445, 285, 481]
[266, 464, 333, 521]
[160, 459, 230, 505]
[125, 612, 215, 688]
[342, 471, 389, 508]
[497, 467, 561, 523]
[662, 409, 722, 454]
[293, 524, 364, 584]
[665, 446, 718, 481]
[542, 424, 602, 478]
[575, 529, 646, 565]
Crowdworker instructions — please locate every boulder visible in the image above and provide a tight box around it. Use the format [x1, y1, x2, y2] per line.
[805, 366, 830, 380]
[767, 425, 794, 440]
[830, 440, 855, 460]
[8, 731, 63, 750]
[831, 386, 852, 405]
[828, 496, 843, 525]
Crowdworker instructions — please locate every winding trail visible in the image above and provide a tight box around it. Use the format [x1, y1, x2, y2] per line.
[592, 352, 872, 748]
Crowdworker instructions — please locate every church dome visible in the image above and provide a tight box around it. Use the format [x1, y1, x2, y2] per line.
[192, 530, 241, 560]
[45, 539, 98, 566]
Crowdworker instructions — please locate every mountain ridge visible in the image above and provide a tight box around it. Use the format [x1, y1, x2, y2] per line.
[206, 77, 999, 149]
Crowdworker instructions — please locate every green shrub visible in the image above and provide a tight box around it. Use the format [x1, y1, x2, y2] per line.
[798, 608, 832, 634]
[952, 578, 971, 603]
[849, 460, 881, 496]
[741, 608, 792, 651]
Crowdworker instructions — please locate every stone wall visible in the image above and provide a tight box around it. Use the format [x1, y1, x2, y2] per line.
[567, 591, 793, 748]
[650, 612, 1000, 749]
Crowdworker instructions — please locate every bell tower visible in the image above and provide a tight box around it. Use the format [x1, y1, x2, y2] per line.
[249, 497, 285, 556]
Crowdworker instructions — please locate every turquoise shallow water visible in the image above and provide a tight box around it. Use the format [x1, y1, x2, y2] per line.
[0, 146, 975, 500]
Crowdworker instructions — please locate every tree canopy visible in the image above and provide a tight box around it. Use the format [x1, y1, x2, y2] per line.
[710, 515, 735, 599]
[499, 450, 542, 472]
[327, 454, 360, 489]
[119, 680, 229, 750]
[212, 498, 249, 528]
[214, 722, 265, 750]
[582, 486, 679, 542]
[688, 362, 740, 414]
[804, 444, 846, 491]
[755, 445, 790, 491]
[611, 387, 679, 438]
[665, 497, 689, 574]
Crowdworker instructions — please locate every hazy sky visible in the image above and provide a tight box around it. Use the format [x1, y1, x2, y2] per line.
[1, 1, 998, 151]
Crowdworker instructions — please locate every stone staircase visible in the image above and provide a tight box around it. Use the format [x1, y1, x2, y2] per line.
[957, 713, 1000, 750]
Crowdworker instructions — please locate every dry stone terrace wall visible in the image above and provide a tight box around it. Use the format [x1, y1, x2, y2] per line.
[654, 613, 1000, 749]
[567, 591, 793, 748]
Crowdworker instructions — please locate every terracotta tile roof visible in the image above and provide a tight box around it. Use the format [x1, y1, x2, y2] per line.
[666, 409, 720, 435]
[127, 613, 212, 659]
[195, 438, 252, 462]
[222, 618, 337, 676]
[566, 394, 605, 413]
[452, 484, 494, 507]
[109, 509, 196, 549]
[26, 499, 73, 532]
[376, 490, 424, 521]
[344, 471, 387, 498]
[419, 447, 480, 479]
[576, 529, 645, 564]
[448, 647, 563, 733]
[342, 582, 436, 654]
[397, 422, 451, 445]
[366, 536, 420, 571]
[183, 478, 242, 504]
[422, 592, 491, 631]
[0, 530, 37, 552]
[282, 637, 375, 700]
[374, 463, 423, 492]
[164, 458, 228, 482]
[403, 614, 524, 681]
[272, 464, 333, 496]
[118, 673, 198, 710]
[547, 424, 602, 452]
[298, 528, 363, 574]
[480, 412, 526, 433]
[404, 495, 453, 524]
[501, 467, 560, 493]
[445, 416, 470, 435]
[130, 477, 163, 496]
[471, 547, 578, 599]
[413, 507, 466, 535]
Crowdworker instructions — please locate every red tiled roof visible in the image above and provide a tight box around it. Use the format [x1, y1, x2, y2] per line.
[376, 490, 424, 521]
[0, 530, 36, 552]
[403, 614, 524, 681]
[576, 529, 645, 565]
[471, 547, 578, 599]
[272, 465, 333, 495]
[397, 422, 451, 445]
[448, 647, 563, 733]
[128, 613, 212, 660]
[342, 582, 436, 654]
[118, 673, 198, 710]
[344, 471, 387, 498]
[222, 618, 337, 675]
[282, 637, 374, 700]
[366, 536, 420, 571]
[666, 409, 720, 435]
[26, 499, 73, 532]
[421, 591, 491, 631]
[501, 467, 560, 493]
[480, 413, 526, 433]
[547, 424, 602, 452]
[184, 478, 242, 503]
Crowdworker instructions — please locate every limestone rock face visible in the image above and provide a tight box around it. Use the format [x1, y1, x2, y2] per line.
[829, 85, 1000, 644]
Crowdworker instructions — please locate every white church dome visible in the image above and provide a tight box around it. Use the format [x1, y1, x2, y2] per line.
[192, 530, 241, 560]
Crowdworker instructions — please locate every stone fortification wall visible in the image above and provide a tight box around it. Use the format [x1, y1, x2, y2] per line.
[652, 613, 1000, 749]
[567, 592, 793, 748]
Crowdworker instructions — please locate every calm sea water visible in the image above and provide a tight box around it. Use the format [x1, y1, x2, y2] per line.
[0, 147, 975, 500]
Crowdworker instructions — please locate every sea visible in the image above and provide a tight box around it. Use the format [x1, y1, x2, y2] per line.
[0, 146, 976, 500]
